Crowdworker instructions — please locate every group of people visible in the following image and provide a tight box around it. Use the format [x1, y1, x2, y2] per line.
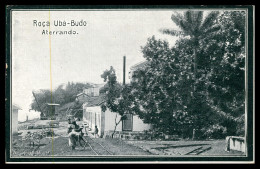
[67, 117, 99, 150]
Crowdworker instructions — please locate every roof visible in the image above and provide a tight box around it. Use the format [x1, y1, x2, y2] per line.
[77, 95, 92, 104]
[84, 95, 105, 107]
[46, 103, 60, 106]
[130, 61, 149, 71]
[76, 92, 88, 97]
[57, 102, 75, 112]
[93, 83, 105, 88]
[13, 104, 22, 110]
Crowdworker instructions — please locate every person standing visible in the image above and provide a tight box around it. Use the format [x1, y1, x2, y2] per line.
[94, 125, 99, 138]
[67, 118, 76, 150]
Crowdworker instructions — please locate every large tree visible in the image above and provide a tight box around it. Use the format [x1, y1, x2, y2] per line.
[204, 11, 246, 136]
[131, 36, 212, 137]
[131, 11, 246, 138]
[160, 11, 221, 75]
[161, 12, 221, 138]
[100, 66, 138, 138]
[99, 67, 124, 138]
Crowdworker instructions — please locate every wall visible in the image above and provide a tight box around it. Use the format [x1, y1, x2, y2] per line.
[104, 110, 122, 132]
[83, 106, 102, 136]
[226, 136, 245, 153]
[133, 115, 152, 131]
[83, 104, 152, 137]
[12, 109, 18, 134]
[104, 111, 152, 132]
[84, 88, 100, 97]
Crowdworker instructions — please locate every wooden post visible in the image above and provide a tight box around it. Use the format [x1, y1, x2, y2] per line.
[123, 56, 126, 85]
[192, 128, 196, 140]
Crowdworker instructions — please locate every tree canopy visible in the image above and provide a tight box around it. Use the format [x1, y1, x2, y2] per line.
[100, 66, 137, 137]
[30, 82, 93, 118]
[130, 11, 245, 138]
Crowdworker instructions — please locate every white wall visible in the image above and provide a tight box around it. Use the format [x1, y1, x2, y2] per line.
[104, 111, 152, 132]
[84, 88, 100, 96]
[12, 109, 18, 134]
[83, 104, 152, 135]
[104, 110, 122, 132]
[229, 137, 245, 153]
[83, 106, 102, 136]
[133, 115, 152, 131]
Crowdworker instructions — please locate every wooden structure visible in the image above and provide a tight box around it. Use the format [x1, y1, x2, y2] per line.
[12, 104, 22, 134]
[46, 103, 60, 120]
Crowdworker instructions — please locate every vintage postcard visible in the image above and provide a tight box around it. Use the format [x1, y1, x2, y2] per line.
[5, 6, 255, 163]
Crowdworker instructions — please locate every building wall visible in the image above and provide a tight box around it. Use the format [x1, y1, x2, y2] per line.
[226, 136, 245, 153]
[83, 105, 152, 137]
[132, 115, 152, 131]
[12, 109, 18, 134]
[83, 106, 102, 136]
[84, 88, 99, 97]
[105, 112, 152, 132]
[104, 110, 122, 132]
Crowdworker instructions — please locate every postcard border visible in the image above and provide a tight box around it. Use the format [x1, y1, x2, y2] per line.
[5, 5, 255, 163]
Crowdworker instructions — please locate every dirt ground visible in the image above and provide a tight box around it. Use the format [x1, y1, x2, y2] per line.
[12, 120, 151, 156]
[12, 120, 245, 157]
[11, 136, 152, 156]
[125, 140, 245, 156]
[11, 136, 244, 157]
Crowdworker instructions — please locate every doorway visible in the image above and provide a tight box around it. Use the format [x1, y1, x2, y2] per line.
[122, 114, 133, 131]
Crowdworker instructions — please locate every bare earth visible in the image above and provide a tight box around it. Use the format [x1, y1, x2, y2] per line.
[12, 120, 245, 157]
[125, 140, 245, 156]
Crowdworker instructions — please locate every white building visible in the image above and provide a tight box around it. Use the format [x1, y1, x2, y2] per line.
[12, 104, 22, 134]
[75, 92, 88, 101]
[82, 98, 152, 138]
[82, 68, 153, 139]
[82, 84, 152, 138]
[83, 84, 104, 97]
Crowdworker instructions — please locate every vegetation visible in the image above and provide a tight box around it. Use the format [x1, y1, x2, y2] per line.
[30, 11, 246, 140]
[128, 11, 245, 139]
[30, 82, 93, 118]
[100, 66, 137, 138]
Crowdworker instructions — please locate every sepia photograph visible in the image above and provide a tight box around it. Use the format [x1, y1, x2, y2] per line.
[5, 6, 254, 163]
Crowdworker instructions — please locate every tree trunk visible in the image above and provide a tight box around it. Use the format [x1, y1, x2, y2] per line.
[192, 46, 198, 139]
[193, 48, 198, 76]
[111, 114, 122, 138]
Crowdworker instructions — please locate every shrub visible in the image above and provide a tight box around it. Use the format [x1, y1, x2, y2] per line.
[201, 124, 227, 139]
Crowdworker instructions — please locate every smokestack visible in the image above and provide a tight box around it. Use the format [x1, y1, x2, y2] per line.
[123, 56, 126, 85]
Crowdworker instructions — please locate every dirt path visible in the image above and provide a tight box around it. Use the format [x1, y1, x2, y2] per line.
[125, 140, 245, 156]
[91, 137, 152, 155]
[38, 136, 97, 156]
[28, 136, 152, 156]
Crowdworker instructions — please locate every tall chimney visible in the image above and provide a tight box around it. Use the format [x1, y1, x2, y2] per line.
[123, 56, 126, 85]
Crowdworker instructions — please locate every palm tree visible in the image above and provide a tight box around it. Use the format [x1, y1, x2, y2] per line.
[160, 11, 221, 139]
[160, 11, 220, 75]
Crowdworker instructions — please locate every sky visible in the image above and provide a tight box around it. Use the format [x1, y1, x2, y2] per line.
[11, 10, 183, 121]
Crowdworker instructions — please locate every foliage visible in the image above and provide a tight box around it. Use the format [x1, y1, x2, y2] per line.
[100, 66, 123, 113]
[31, 82, 93, 117]
[161, 10, 221, 74]
[201, 124, 227, 139]
[130, 11, 246, 138]
[100, 66, 136, 137]
[24, 129, 53, 147]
